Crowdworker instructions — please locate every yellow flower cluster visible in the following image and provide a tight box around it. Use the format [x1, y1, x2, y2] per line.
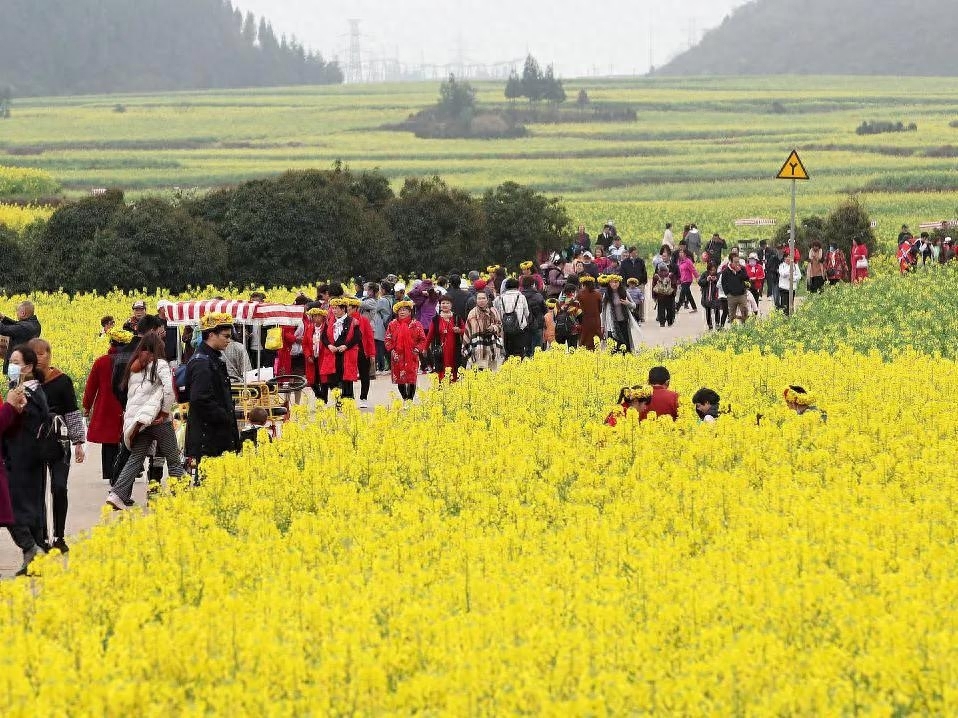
[0, 203, 53, 232]
[0, 338, 955, 714]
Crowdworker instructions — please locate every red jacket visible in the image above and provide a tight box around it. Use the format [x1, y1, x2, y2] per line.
[274, 324, 302, 376]
[318, 316, 361, 381]
[82, 353, 123, 444]
[350, 310, 376, 358]
[745, 263, 765, 289]
[642, 385, 679, 420]
[302, 320, 329, 385]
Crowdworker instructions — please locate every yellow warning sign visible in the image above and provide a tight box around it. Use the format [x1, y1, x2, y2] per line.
[776, 150, 809, 180]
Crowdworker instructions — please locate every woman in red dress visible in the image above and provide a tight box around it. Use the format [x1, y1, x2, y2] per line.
[425, 297, 465, 383]
[83, 328, 129, 484]
[850, 238, 869, 283]
[385, 300, 427, 405]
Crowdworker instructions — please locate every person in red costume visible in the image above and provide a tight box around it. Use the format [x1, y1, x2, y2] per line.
[851, 238, 870, 283]
[302, 307, 329, 402]
[318, 298, 360, 405]
[425, 297, 465, 383]
[385, 300, 427, 406]
[347, 297, 376, 408]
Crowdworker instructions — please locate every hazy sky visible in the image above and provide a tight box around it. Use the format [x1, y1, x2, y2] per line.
[235, 0, 751, 77]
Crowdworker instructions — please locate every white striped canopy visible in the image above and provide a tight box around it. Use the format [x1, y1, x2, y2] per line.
[162, 299, 304, 327]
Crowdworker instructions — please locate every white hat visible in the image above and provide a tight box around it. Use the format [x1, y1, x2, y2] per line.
[748, 252, 758, 260]
[393, 282, 406, 291]
[946, 237, 953, 243]
[582, 251, 594, 259]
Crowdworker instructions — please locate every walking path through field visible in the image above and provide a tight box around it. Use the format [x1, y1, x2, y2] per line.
[0, 297, 782, 574]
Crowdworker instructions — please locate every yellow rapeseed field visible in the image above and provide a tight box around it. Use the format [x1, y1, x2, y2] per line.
[0, 340, 955, 715]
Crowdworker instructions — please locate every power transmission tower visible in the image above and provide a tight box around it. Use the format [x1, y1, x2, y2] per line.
[347, 19, 363, 84]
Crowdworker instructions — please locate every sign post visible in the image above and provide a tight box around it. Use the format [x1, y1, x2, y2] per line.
[776, 150, 809, 316]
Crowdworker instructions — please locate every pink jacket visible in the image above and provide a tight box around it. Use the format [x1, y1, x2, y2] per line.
[678, 257, 699, 284]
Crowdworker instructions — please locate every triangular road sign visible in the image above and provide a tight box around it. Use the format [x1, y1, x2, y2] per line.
[776, 150, 809, 180]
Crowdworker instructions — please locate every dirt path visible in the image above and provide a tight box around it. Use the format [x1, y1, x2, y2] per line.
[0, 296, 780, 573]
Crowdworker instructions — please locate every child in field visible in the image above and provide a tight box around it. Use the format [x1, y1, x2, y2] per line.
[240, 406, 274, 445]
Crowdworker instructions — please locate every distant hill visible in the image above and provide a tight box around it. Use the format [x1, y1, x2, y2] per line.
[0, 0, 342, 97]
[655, 0, 958, 76]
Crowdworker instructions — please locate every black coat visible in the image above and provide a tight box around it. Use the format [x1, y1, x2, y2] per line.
[185, 343, 241, 461]
[445, 286, 471, 322]
[3, 383, 48, 526]
[0, 315, 41, 374]
[522, 288, 546, 330]
[619, 257, 648, 285]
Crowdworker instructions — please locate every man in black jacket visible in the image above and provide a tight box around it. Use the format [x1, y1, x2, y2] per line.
[720, 255, 750, 325]
[0, 301, 41, 374]
[619, 247, 648, 286]
[520, 276, 546, 357]
[185, 313, 242, 471]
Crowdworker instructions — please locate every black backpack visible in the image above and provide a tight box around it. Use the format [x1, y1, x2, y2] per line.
[554, 309, 577, 342]
[501, 296, 522, 336]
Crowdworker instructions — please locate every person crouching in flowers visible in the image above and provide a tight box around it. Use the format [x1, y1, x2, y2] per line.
[425, 297, 465, 383]
[605, 385, 653, 426]
[600, 275, 642, 354]
[691, 388, 720, 423]
[319, 298, 361, 405]
[784, 385, 826, 421]
[385, 300, 427, 405]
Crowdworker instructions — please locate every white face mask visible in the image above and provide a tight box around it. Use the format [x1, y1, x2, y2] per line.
[7, 363, 21, 386]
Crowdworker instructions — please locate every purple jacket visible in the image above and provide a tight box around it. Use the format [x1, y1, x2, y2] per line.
[409, 283, 439, 328]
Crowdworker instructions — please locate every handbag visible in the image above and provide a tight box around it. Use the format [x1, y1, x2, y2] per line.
[855, 258, 869, 269]
[264, 326, 283, 351]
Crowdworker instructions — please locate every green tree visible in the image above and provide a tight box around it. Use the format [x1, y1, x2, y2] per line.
[576, 88, 590, 111]
[542, 65, 566, 105]
[504, 70, 522, 104]
[383, 176, 486, 275]
[824, 195, 877, 256]
[521, 54, 543, 103]
[437, 74, 476, 121]
[481, 181, 569, 267]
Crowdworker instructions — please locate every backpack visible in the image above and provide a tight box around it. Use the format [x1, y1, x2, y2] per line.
[554, 309, 577, 343]
[501, 296, 522, 336]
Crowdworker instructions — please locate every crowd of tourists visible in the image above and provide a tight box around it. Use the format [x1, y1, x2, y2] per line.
[0, 217, 863, 576]
[895, 224, 958, 274]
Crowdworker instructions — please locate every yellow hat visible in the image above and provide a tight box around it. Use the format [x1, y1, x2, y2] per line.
[346, 297, 362, 308]
[393, 300, 414, 314]
[106, 327, 134, 345]
[625, 385, 654, 401]
[519, 261, 534, 271]
[597, 274, 610, 285]
[486, 265, 500, 274]
[306, 307, 328, 318]
[545, 299, 558, 309]
[579, 275, 596, 283]
[626, 277, 640, 286]
[329, 297, 351, 308]
[200, 312, 234, 332]
[606, 274, 623, 283]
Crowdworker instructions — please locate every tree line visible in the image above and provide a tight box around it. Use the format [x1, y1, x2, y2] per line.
[0, 0, 342, 97]
[1, 165, 570, 294]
